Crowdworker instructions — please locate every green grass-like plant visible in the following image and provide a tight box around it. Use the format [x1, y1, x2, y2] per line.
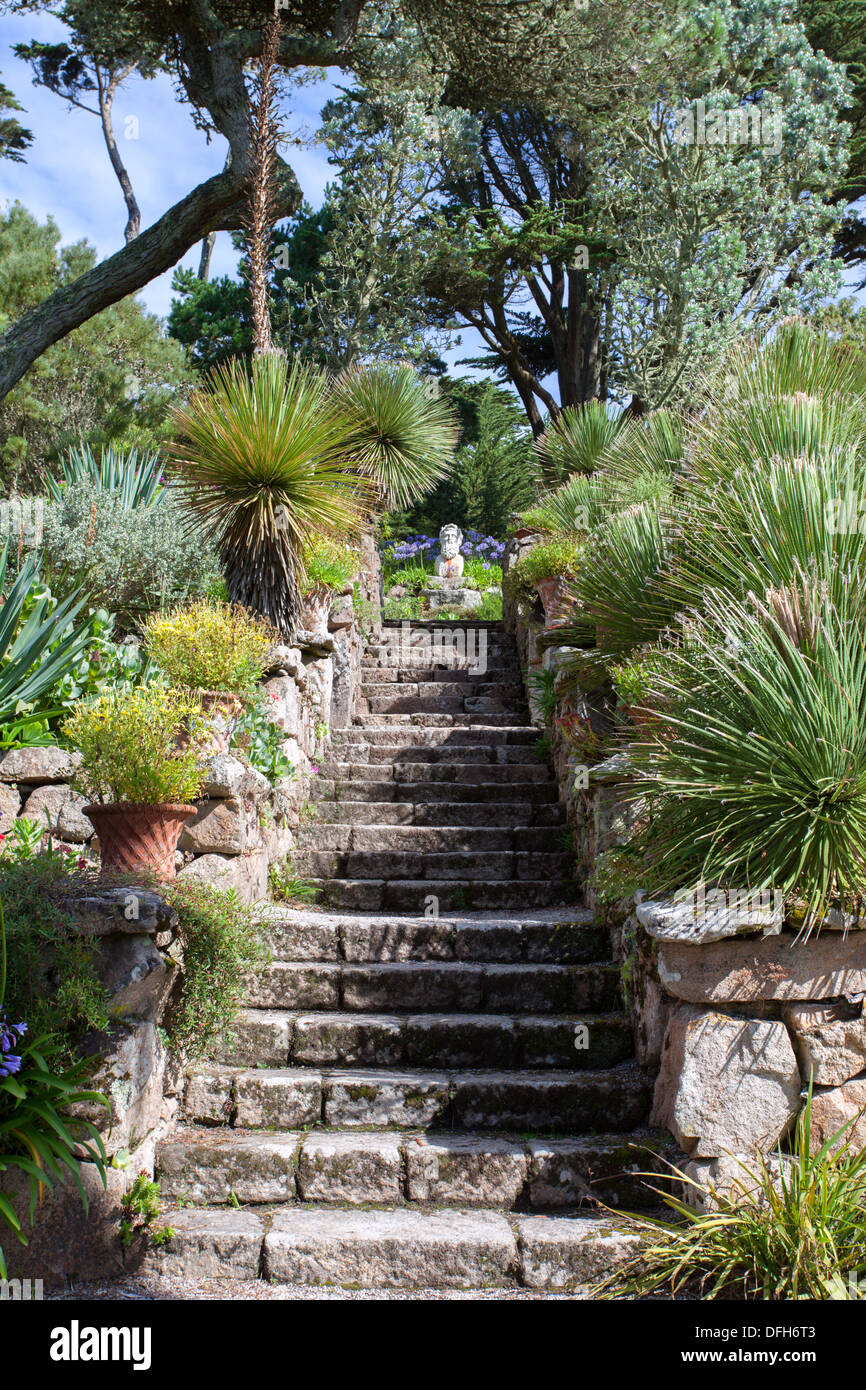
[602, 1094, 866, 1301]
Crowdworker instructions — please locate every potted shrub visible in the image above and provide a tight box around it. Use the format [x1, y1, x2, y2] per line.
[143, 600, 276, 752]
[62, 686, 206, 878]
[507, 536, 583, 624]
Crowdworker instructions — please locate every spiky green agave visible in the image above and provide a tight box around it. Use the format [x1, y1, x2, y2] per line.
[45, 445, 164, 509]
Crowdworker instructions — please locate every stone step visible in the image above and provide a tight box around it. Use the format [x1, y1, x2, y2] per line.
[251, 906, 607, 964]
[146, 1205, 642, 1290]
[353, 713, 534, 728]
[322, 746, 546, 767]
[216, 1008, 632, 1070]
[157, 1127, 665, 1210]
[306, 879, 581, 911]
[310, 800, 566, 828]
[361, 701, 529, 719]
[184, 1063, 651, 1133]
[319, 779, 561, 804]
[245, 961, 618, 1013]
[360, 664, 522, 682]
[289, 849, 576, 882]
[334, 726, 537, 745]
[317, 762, 554, 784]
[362, 681, 527, 701]
[295, 824, 562, 854]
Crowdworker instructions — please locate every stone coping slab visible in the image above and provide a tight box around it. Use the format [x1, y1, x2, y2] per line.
[658, 931, 866, 1002]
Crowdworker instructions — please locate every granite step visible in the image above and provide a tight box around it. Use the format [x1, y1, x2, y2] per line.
[157, 1126, 665, 1210]
[309, 800, 566, 827]
[183, 1063, 651, 1133]
[245, 961, 618, 1014]
[316, 762, 554, 784]
[215, 1008, 632, 1070]
[251, 907, 607, 964]
[288, 849, 576, 882]
[333, 726, 538, 745]
[319, 779, 561, 804]
[360, 664, 522, 682]
[305, 879, 582, 911]
[294, 824, 564, 854]
[361, 681, 528, 701]
[145, 1205, 643, 1290]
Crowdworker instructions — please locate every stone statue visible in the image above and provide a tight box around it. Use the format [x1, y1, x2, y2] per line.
[434, 524, 465, 579]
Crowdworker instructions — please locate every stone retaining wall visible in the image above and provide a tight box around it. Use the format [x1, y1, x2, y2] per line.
[0, 580, 376, 904]
[504, 536, 866, 1197]
[3, 567, 381, 1281]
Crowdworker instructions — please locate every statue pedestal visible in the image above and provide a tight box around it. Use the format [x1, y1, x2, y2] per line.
[423, 577, 483, 612]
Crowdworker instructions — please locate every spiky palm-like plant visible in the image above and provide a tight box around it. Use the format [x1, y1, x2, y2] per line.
[670, 448, 866, 614]
[170, 354, 363, 639]
[333, 364, 458, 512]
[535, 400, 626, 486]
[628, 584, 866, 926]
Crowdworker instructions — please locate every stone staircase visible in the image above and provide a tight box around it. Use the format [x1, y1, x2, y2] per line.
[151, 621, 659, 1292]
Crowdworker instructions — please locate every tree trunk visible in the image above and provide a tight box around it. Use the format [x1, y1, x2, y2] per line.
[0, 160, 301, 402]
[198, 232, 217, 281]
[246, 10, 282, 358]
[97, 67, 141, 244]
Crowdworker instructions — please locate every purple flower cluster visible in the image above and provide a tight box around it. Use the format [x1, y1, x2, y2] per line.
[383, 531, 505, 567]
[0, 1011, 26, 1077]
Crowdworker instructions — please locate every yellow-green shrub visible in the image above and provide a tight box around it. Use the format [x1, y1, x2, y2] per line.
[143, 600, 275, 693]
[63, 686, 205, 805]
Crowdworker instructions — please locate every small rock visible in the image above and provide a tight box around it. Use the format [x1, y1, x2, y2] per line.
[0, 746, 81, 784]
[178, 798, 253, 857]
[637, 893, 783, 945]
[810, 1076, 866, 1152]
[201, 753, 270, 804]
[176, 850, 269, 904]
[653, 1006, 800, 1157]
[782, 1001, 866, 1086]
[0, 782, 20, 832]
[22, 783, 92, 841]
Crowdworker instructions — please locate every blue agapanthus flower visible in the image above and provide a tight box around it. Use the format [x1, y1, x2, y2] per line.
[0, 1011, 26, 1077]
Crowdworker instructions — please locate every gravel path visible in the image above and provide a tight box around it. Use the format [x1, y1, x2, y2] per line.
[45, 1274, 578, 1301]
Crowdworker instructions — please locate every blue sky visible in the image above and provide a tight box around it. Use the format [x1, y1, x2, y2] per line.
[1, 8, 863, 387]
[0, 9, 342, 318]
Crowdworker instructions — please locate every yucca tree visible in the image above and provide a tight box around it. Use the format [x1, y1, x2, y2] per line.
[332, 364, 459, 512]
[170, 355, 363, 639]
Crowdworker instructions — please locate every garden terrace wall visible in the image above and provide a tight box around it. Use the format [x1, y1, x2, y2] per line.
[4, 887, 182, 1283]
[504, 535, 866, 1197]
[0, 581, 376, 903]
[2, 579, 380, 1281]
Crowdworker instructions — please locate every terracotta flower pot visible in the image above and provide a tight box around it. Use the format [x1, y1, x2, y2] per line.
[303, 586, 332, 638]
[84, 802, 197, 880]
[177, 690, 245, 756]
[534, 577, 569, 626]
